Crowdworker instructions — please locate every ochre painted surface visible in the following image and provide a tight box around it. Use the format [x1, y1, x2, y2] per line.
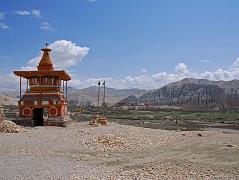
[13, 46, 71, 126]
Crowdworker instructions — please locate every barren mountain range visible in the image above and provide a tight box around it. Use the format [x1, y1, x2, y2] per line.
[118, 78, 239, 111]
[1, 78, 239, 111]
[67, 86, 148, 106]
[0, 86, 147, 106]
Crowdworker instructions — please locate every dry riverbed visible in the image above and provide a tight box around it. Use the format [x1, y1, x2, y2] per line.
[0, 122, 239, 179]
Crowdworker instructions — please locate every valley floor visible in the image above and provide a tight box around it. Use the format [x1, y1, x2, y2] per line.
[0, 122, 239, 179]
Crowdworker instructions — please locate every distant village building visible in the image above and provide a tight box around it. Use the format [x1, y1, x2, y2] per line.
[13, 45, 71, 126]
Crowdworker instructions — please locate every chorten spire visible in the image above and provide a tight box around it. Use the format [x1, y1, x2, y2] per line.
[37, 43, 54, 71]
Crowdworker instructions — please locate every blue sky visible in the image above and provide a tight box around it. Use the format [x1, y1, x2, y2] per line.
[1, 0, 239, 90]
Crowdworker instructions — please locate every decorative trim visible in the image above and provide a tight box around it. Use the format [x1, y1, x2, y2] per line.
[25, 92, 61, 95]
[49, 106, 58, 116]
[61, 106, 65, 116]
[22, 107, 32, 117]
[30, 85, 60, 88]
[42, 101, 49, 105]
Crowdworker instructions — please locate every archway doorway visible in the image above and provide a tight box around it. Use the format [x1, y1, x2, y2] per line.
[32, 108, 44, 126]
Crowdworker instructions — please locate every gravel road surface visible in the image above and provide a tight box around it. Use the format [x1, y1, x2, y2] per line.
[0, 122, 238, 179]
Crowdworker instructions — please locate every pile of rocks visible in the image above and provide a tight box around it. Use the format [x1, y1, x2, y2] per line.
[0, 120, 21, 133]
[1, 105, 18, 121]
[96, 135, 125, 147]
[89, 115, 108, 126]
[0, 115, 3, 123]
[0, 106, 6, 123]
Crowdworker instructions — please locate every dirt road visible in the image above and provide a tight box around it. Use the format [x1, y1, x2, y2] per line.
[0, 122, 238, 179]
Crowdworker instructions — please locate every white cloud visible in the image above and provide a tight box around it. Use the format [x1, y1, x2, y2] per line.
[0, 23, 10, 30]
[14, 10, 31, 16]
[8, 40, 89, 90]
[22, 40, 89, 70]
[9, 56, 239, 90]
[140, 69, 148, 73]
[31, 9, 41, 17]
[201, 59, 210, 63]
[40, 22, 55, 31]
[15, 9, 53, 31]
[0, 56, 11, 59]
[14, 9, 41, 18]
[0, 72, 19, 91]
[174, 62, 189, 75]
[0, 12, 11, 30]
[230, 57, 239, 70]
[5, 40, 239, 90]
[0, 12, 5, 19]
[69, 58, 239, 90]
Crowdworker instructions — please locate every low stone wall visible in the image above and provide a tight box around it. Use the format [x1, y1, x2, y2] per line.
[44, 115, 72, 127]
[45, 120, 71, 127]
[12, 117, 32, 126]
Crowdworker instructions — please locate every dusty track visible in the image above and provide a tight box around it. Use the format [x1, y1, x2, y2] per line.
[0, 122, 238, 179]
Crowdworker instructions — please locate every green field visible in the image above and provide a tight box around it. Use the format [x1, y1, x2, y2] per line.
[73, 109, 239, 131]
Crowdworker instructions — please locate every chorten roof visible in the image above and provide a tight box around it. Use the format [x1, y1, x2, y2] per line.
[14, 44, 71, 81]
[38, 46, 54, 71]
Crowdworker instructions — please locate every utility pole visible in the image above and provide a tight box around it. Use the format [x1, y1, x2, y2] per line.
[98, 81, 101, 107]
[19, 77, 22, 100]
[103, 81, 106, 105]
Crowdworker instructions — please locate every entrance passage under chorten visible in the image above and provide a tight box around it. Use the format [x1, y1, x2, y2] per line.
[32, 108, 44, 126]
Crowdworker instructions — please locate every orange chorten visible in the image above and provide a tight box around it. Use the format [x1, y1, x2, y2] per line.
[13, 45, 71, 127]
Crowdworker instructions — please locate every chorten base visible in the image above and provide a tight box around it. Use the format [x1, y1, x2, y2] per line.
[13, 116, 72, 127]
[13, 117, 32, 126]
[45, 116, 72, 127]
[45, 120, 71, 127]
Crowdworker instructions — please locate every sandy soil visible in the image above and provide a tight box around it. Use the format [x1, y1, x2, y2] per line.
[0, 122, 238, 180]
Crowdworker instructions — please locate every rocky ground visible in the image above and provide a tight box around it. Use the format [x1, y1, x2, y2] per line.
[0, 122, 238, 180]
